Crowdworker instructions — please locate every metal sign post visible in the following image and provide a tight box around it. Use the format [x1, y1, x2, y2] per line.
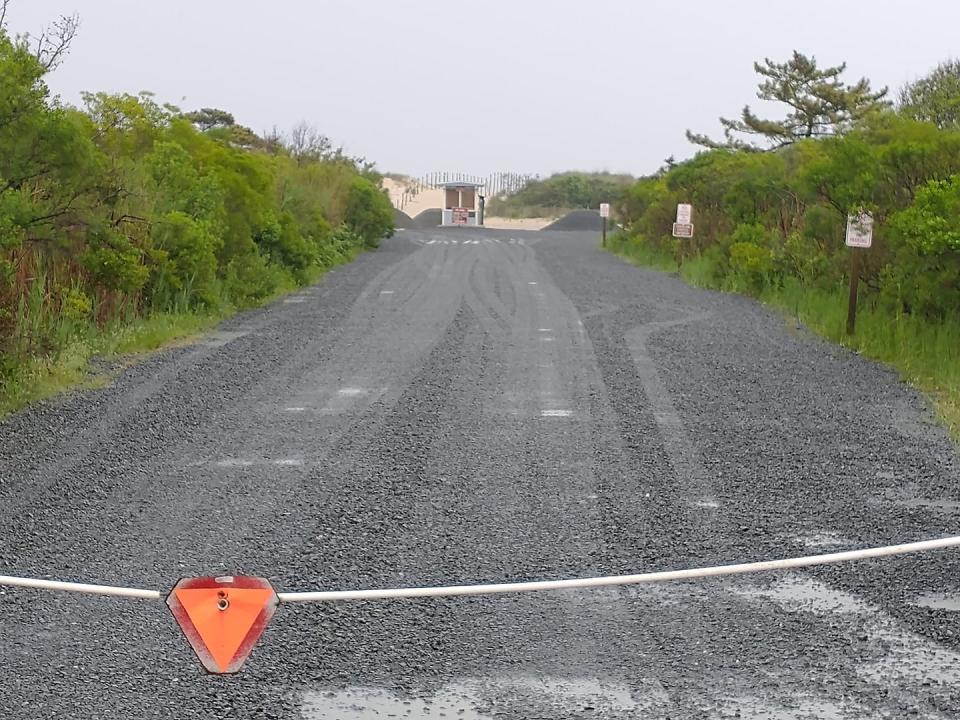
[845, 212, 874, 335]
[600, 203, 610, 247]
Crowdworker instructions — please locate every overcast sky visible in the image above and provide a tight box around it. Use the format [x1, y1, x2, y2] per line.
[7, 1, 960, 178]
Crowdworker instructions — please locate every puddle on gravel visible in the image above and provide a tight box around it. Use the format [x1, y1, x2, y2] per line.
[734, 577, 866, 614]
[734, 576, 960, 687]
[875, 483, 960, 513]
[302, 676, 646, 719]
[715, 696, 850, 719]
[781, 532, 852, 550]
[913, 592, 960, 611]
[892, 498, 960, 512]
[303, 686, 487, 719]
[494, 677, 642, 711]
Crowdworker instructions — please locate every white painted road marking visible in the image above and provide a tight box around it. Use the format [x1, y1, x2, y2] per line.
[215, 458, 304, 468]
[338, 387, 367, 397]
[215, 459, 254, 468]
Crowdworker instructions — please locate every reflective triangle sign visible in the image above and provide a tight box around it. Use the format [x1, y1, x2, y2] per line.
[167, 576, 279, 674]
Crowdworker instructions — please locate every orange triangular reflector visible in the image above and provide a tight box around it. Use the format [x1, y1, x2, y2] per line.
[167, 576, 279, 674]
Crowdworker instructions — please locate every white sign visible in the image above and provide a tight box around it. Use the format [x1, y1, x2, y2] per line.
[676, 204, 693, 225]
[846, 212, 874, 248]
[599, 203, 610, 219]
[672, 223, 694, 239]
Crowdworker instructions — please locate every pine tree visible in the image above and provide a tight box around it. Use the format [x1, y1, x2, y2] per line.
[688, 51, 889, 150]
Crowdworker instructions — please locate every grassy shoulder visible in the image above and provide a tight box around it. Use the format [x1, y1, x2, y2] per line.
[0, 247, 364, 419]
[608, 234, 960, 440]
[0, 312, 222, 416]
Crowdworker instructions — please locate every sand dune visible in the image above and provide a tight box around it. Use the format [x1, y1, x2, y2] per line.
[382, 178, 444, 219]
[382, 176, 553, 230]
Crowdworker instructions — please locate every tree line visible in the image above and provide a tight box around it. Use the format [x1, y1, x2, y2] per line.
[616, 52, 960, 322]
[0, 4, 394, 393]
[489, 172, 635, 218]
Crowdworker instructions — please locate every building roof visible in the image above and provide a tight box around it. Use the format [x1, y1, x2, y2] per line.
[438, 181, 484, 188]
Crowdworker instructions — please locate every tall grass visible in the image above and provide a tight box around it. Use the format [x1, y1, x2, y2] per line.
[0, 244, 365, 418]
[0, 311, 222, 416]
[609, 234, 960, 439]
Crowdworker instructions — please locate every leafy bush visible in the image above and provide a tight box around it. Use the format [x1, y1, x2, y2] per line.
[344, 178, 394, 248]
[728, 241, 776, 293]
[150, 212, 221, 308]
[615, 112, 960, 318]
[886, 176, 960, 318]
[82, 228, 150, 294]
[223, 253, 289, 308]
[0, 11, 397, 402]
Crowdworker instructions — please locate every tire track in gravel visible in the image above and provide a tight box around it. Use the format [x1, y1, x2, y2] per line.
[287, 231, 672, 718]
[625, 312, 718, 529]
[536, 228, 960, 717]
[0, 232, 482, 718]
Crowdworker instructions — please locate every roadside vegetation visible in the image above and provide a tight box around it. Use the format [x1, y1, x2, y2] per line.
[0, 4, 394, 414]
[611, 53, 960, 437]
[488, 172, 634, 219]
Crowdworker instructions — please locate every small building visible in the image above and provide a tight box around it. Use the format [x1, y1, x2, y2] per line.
[440, 181, 485, 227]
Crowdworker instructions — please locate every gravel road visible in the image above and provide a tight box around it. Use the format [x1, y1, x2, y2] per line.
[1, 227, 959, 719]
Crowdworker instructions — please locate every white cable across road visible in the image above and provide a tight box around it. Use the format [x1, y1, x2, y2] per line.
[276, 535, 960, 603]
[0, 575, 161, 600]
[2, 535, 960, 603]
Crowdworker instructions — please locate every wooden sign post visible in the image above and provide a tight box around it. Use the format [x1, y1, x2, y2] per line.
[845, 212, 874, 335]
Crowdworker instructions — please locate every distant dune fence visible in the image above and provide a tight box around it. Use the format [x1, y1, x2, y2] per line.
[392, 172, 538, 210]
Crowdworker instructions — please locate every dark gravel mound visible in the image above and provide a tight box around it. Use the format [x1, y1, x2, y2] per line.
[543, 209, 604, 232]
[393, 208, 415, 229]
[413, 208, 443, 228]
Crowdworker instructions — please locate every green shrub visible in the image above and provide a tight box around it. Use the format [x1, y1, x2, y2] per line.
[254, 211, 317, 274]
[81, 228, 150, 295]
[728, 241, 776, 293]
[223, 253, 289, 308]
[60, 287, 93, 322]
[150, 211, 221, 308]
[345, 178, 394, 248]
[885, 175, 960, 319]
